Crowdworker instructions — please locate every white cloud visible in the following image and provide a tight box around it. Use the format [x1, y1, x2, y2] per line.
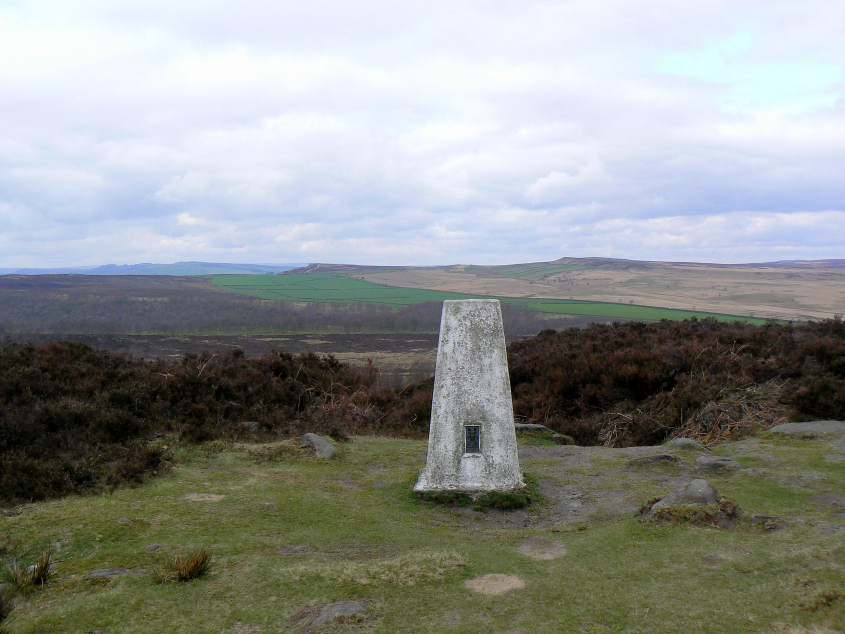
[524, 157, 607, 205]
[0, 0, 843, 267]
[153, 171, 211, 203]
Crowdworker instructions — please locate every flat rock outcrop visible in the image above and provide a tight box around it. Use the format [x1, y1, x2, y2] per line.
[695, 455, 742, 473]
[313, 600, 365, 625]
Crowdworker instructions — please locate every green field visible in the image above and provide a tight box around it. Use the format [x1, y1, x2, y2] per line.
[210, 274, 771, 324]
[210, 273, 484, 305]
[512, 298, 772, 323]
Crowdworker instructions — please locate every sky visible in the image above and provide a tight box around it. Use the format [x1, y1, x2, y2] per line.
[1, 0, 844, 267]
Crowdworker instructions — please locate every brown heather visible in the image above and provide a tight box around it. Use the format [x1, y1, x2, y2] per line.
[1, 317, 843, 504]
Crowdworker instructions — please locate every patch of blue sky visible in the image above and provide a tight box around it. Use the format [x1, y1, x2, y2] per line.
[655, 33, 842, 112]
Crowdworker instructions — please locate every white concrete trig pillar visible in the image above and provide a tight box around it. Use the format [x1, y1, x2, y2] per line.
[414, 299, 524, 493]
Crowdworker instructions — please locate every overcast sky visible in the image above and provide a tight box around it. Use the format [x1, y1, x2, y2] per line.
[1, 0, 843, 267]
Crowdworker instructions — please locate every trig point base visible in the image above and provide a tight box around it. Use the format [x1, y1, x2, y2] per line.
[414, 299, 524, 494]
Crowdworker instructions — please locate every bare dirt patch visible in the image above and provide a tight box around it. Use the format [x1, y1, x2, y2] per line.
[464, 573, 526, 595]
[184, 493, 225, 502]
[517, 537, 568, 560]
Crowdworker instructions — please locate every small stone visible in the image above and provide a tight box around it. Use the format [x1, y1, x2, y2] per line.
[87, 567, 128, 580]
[716, 515, 734, 529]
[240, 420, 260, 432]
[116, 517, 134, 525]
[262, 502, 276, 509]
[145, 544, 164, 552]
[629, 453, 678, 465]
[300, 433, 337, 460]
[312, 600, 365, 625]
[694, 456, 741, 473]
[740, 468, 766, 476]
[0, 581, 12, 595]
[748, 514, 786, 531]
[666, 438, 709, 452]
[647, 479, 718, 517]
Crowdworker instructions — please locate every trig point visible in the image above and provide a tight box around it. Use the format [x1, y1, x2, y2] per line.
[414, 299, 524, 494]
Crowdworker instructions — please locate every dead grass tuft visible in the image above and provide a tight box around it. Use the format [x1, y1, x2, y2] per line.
[7, 549, 52, 592]
[155, 547, 212, 583]
[671, 379, 789, 445]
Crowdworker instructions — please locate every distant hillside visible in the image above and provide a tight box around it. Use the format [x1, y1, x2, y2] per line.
[289, 257, 845, 322]
[0, 261, 306, 276]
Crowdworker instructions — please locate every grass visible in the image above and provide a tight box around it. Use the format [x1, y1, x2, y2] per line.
[210, 273, 770, 324]
[1, 434, 842, 632]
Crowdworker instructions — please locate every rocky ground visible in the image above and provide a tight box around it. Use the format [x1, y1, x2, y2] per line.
[453, 421, 845, 533]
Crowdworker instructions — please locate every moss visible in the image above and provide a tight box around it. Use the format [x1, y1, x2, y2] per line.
[472, 490, 530, 511]
[647, 498, 742, 528]
[415, 472, 539, 511]
[416, 491, 474, 507]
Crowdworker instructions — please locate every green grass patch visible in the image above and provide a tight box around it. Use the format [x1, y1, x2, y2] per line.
[3, 435, 841, 632]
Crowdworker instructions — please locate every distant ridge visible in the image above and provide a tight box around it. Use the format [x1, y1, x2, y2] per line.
[0, 261, 306, 276]
[3, 257, 843, 277]
[289, 257, 845, 273]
